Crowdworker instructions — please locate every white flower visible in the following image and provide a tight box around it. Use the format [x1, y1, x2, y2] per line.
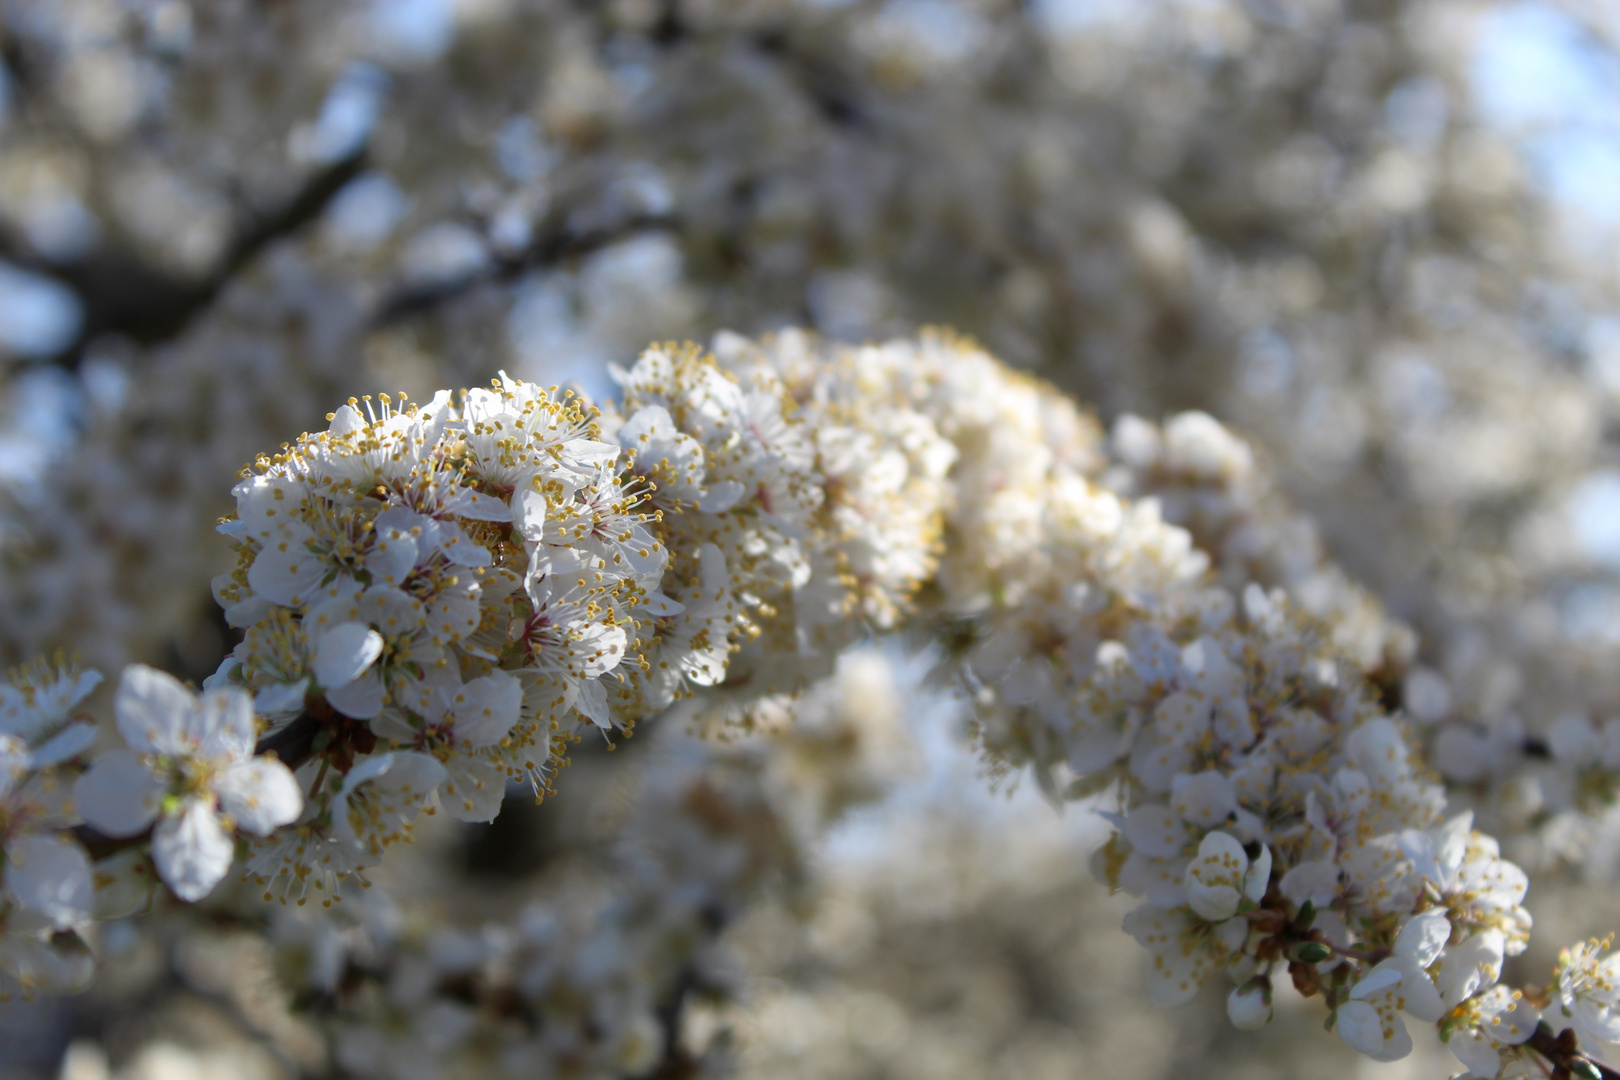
[618, 404, 744, 514]
[1554, 938, 1620, 1049]
[73, 665, 303, 902]
[0, 661, 101, 766]
[304, 586, 446, 720]
[1335, 909, 1448, 1063]
[543, 461, 667, 582]
[1447, 985, 1540, 1078]
[1398, 812, 1530, 953]
[1184, 831, 1269, 922]
[4, 833, 93, 930]
[375, 672, 523, 823]
[332, 751, 446, 860]
[516, 574, 629, 728]
[1122, 901, 1248, 1006]
[1431, 930, 1506, 1008]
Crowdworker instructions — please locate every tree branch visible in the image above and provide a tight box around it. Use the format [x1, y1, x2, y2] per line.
[368, 209, 679, 328]
[6, 149, 367, 369]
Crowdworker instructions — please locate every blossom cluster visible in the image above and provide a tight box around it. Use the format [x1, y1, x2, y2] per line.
[13, 329, 1620, 1080]
[267, 648, 917, 1080]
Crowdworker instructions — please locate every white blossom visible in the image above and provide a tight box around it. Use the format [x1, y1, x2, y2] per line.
[74, 665, 302, 901]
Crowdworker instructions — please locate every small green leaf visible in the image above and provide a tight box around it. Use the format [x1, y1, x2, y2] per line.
[1295, 899, 1316, 930]
[1296, 942, 1332, 963]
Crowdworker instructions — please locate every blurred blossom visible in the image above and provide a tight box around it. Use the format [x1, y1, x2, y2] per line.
[323, 174, 409, 252]
[400, 222, 490, 287]
[20, 197, 100, 263]
[370, 0, 457, 64]
[290, 64, 388, 166]
[0, 263, 82, 361]
[1567, 471, 1620, 570]
[1386, 76, 1451, 149]
[578, 232, 696, 350]
[0, 366, 79, 488]
[493, 117, 553, 184]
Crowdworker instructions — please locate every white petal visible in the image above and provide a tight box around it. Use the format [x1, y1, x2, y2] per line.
[1435, 932, 1505, 1008]
[115, 664, 195, 755]
[1388, 956, 1445, 1023]
[29, 721, 98, 767]
[1337, 1000, 1411, 1062]
[5, 834, 93, 929]
[254, 680, 309, 718]
[1171, 771, 1236, 829]
[448, 671, 523, 748]
[328, 403, 365, 435]
[638, 590, 684, 619]
[74, 751, 162, 837]
[1227, 983, 1272, 1030]
[1243, 843, 1271, 904]
[1394, 909, 1451, 969]
[448, 487, 514, 522]
[1571, 999, 1620, 1046]
[576, 678, 611, 730]
[246, 526, 325, 606]
[1397, 830, 1442, 889]
[697, 480, 746, 513]
[313, 622, 386, 690]
[89, 849, 157, 921]
[1280, 860, 1340, 908]
[513, 487, 548, 543]
[325, 672, 385, 719]
[216, 758, 304, 835]
[191, 688, 256, 761]
[152, 800, 235, 902]
[1448, 1032, 1502, 1078]
[1349, 966, 1404, 999]
[1122, 804, 1186, 858]
[1187, 882, 1241, 922]
[363, 526, 419, 587]
[438, 754, 508, 823]
[1481, 989, 1539, 1046]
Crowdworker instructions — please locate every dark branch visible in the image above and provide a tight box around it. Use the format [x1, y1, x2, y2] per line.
[1528, 1021, 1620, 1080]
[8, 149, 367, 369]
[369, 209, 679, 328]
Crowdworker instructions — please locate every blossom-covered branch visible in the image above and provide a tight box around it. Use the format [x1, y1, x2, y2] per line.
[10, 330, 1620, 1080]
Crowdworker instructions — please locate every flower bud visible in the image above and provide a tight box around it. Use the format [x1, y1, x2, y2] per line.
[1294, 942, 1332, 963]
[1227, 981, 1273, 1030]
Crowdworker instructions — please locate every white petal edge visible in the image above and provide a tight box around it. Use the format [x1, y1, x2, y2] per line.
[73, 750, 162, 837]
[152, 799, 235, 903]
[216, 757, 304, 835]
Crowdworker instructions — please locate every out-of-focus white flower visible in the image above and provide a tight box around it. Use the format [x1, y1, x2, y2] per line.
[74, 665, 302, 901]
[1122, 901, 1248, 1007]
[1335, 908, 1448, 1062]
[1445, 984, 1540, 1078]
[1553, 937, 1620, 1050]
[1184, 831, 1269, 922]
[0, 659, 100, 766]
